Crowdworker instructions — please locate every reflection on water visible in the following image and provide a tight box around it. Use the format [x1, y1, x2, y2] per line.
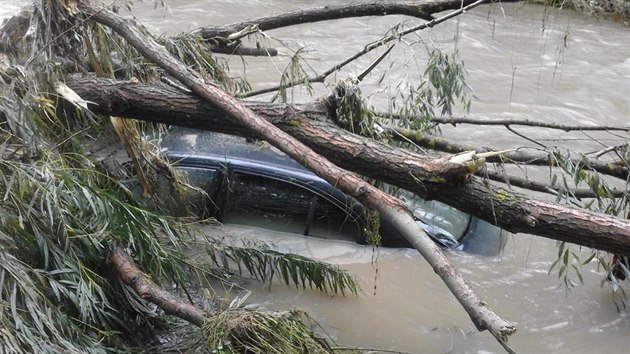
[2, 1, 629, 353]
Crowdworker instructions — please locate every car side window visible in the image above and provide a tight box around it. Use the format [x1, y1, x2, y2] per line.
[223, 172, 360, 242]
[176, 166, 223, 216]
[179, 167, 222, 196]
[223, 172, 311, 234]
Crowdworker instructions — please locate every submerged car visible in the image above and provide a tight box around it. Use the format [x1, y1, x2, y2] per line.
[159, 127, 506, 255]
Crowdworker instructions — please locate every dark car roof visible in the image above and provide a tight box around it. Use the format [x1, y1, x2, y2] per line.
[161, 127, 310, 175]
[161, 127, 359, 215]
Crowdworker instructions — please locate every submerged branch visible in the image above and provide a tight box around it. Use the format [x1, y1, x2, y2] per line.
[478, 168, 627, 199]
[415, 116, 630, 132]
[386, 126, 630, 180]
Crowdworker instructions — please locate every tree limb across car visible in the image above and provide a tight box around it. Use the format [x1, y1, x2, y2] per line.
[2, 0, 628, 352]
[66, 77, 630, 257]
[77, 0, 517, 344]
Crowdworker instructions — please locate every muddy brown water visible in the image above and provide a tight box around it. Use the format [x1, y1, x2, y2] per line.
[3, 1, 629, 353]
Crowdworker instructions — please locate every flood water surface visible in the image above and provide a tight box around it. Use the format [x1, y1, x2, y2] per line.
[203, 224, 630, 353]
[3, 1, 629, 353]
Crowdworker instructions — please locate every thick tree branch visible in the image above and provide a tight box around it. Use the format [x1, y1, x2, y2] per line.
[239, 0, 496, 98]
[66, 77, 470, 185]
[65, 77, 630, 257]
[110, 246, 206, 327]
[387, 126, 630, 180]
[76, 2, 516, 341]
[192, 1, 438, 39]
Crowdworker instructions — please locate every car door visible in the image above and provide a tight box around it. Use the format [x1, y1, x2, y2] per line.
[221, 170, 363, 243]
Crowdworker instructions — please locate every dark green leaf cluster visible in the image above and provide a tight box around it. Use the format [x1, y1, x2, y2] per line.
[0, 156, 192, 353]
[204, 308, 334, 354]
[205, 240, 359, 296]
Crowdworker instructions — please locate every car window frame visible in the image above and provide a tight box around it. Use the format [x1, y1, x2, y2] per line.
[225, 165, 365, 240]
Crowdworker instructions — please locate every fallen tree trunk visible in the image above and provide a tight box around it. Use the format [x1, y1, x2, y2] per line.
[66, 78, 470, 185]
[192, 1, 444, 39]
[65, 77, 630, 256]
[76, 0, 516, 342]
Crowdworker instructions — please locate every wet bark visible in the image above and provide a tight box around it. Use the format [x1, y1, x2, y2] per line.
[76, 0, 516, 341]
[387, 126, 629, 181]
[110, 246, 206, 327]
[65, 77, 630, 257]
[193, 1, 440, 39]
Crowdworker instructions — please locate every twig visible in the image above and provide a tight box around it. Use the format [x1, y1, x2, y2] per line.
[489, 329, 519, 354]
[506, 125, 546, 148]
[590, 143, 629, 158]
[357, 44, 395, 82]
[409, 116, 630, 132]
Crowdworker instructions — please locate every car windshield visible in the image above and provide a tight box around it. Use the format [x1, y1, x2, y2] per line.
[400, 191, 470, 244]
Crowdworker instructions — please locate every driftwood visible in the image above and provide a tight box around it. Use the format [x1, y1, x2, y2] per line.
[66, 77, 630, 257]
[76, 0, 516, 343]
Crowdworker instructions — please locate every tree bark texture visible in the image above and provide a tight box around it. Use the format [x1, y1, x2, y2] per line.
[75, 1, 516, 340]
[65, 77, 630, 257]
[388, 126, 629, 181]
[110, 246, 206, 327]
[193, 1, 451, 39]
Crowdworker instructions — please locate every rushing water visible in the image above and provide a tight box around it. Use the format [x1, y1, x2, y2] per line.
[2, 1, 629, 353]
